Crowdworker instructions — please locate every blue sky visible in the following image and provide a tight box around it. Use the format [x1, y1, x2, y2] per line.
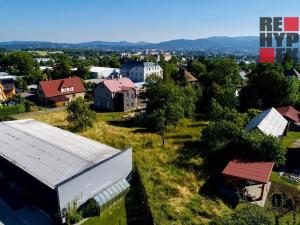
[0, 0, 300, 42]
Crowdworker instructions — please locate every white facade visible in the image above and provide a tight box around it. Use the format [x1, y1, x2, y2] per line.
[122, 62, 163, 82]
[57, 149, 132, 212]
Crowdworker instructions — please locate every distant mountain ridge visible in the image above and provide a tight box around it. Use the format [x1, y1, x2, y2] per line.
[0, 36, 260, 50]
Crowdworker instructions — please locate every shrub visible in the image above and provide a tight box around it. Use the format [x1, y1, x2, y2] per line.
[66, 204, 82, 225]
[0, 104, 25, 120]
[68, 211, 82, 224]
[201, 120, 286, 172]
[67, 97, 96, 132]
[78, 198, 100, 218]
[210, 203, 276, 225]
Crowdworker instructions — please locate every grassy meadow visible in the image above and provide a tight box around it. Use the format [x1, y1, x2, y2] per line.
[15, 110, 230, 225]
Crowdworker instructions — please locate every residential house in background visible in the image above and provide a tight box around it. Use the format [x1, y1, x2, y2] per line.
[120, 61, 163, 82]
[163, 52, 172, 61]
[276, 106, 300, 123]
[94, 77, 137, 112]
[37, 77, 85, 107]
[0, 78, 16, 101]
[177, 68, 198, 84]
[245, 107, 288, 138]
[0, 82, 5, 102]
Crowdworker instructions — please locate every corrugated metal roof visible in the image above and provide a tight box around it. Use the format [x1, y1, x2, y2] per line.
[245, 107, 288, 138]
[0, 119, 121, 189]
[222, 160, 274, 183]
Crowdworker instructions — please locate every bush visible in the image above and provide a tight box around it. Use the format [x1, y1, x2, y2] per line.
[210, 203, 276, 225]
[67, 97, 96, 132]
[78, 198, 100, 218]
[24, 101, 35, 112]
[67, 211, 82, 224]
[201, 120, 286, 172]
[0, 104, 25, 120]
[66, 201, 82, 225]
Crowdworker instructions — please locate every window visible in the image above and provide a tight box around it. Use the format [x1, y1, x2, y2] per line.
[131, 102, 134, 107]
[126, 93, 129, 97]
[61, 87, 74, 93]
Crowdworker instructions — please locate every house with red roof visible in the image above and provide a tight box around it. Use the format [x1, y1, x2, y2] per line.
[276, 106, 300, 123]
[93, 77, 137, 112]
[37, 77, 85, 107]
[178, 68, 198, 83]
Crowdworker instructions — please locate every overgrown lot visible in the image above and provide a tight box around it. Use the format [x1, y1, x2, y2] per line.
[16, 111, 230, 225]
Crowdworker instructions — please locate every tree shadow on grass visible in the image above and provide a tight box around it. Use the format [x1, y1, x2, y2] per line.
[166, 134, 193, 140]
[172, 140, 209, 177]
[186, 123, 208, 129]
[108, 119, 141, 128]
[286, 147, 300, 170]
[125, 171, 154, 225]
[172, 139, 239, 207]
[107, 119, 154, 134]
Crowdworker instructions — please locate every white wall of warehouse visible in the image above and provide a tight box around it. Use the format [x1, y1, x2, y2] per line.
[56, 148, 132, 212]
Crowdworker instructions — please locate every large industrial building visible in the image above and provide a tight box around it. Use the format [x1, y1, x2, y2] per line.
[0, 119, 132, 223]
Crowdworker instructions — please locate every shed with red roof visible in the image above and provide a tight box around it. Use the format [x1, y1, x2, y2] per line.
[222, 160, 274, 206]
[222, 160, 274, 184]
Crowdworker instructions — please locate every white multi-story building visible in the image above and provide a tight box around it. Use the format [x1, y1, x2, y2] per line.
[120, 61, 163, 82]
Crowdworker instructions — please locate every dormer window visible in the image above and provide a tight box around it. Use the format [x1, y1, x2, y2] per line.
[61, 87, 74, 93]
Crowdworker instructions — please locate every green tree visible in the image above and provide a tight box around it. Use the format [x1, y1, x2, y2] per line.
[283, 77, 300, 105]
[201, 120, 286, 171]
[7, 51, 36, 76]
[76, 61, 92, 79]
[182, 85, 197, 117]
[239, 63, 288, 110]
[198, 58, 240, 112]
[67, 97, 95, 132]
[209, 98, 223, 120]
[27, 69, 46, 83]
[52, 55, 72, 79]
[142, 75, 196, 144]
[188, 60, 207, 79]
[108, 56, 121, 68]
[164, 63, 179, 82]
[149, 109, 167, 147]
[211, 204, 276, 225]
[15, 77, 28, 91]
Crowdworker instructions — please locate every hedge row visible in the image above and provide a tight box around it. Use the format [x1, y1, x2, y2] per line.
[0, 104, 25, 119]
